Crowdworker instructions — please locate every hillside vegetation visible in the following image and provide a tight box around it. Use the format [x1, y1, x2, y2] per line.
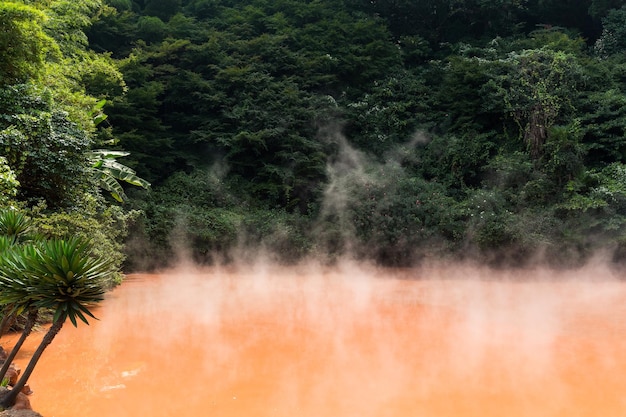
[4, 0, 626, 268]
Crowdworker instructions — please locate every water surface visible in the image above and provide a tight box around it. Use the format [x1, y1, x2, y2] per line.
[6, 262, 626, 416]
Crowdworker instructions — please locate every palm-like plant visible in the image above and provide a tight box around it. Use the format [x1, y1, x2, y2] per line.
[0, 236, 12, 252]
[0, 237, 112, 409]
[0, 209, 35, 245]
[0, 209, 36, 337]
[0, 244, 41, 386]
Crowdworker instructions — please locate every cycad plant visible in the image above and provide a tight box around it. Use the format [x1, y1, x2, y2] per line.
[0, 237, 112, 409]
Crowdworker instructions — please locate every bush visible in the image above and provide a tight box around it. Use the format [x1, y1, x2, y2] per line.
[0, 157, 18, 206]
[28, 196, 139, 286]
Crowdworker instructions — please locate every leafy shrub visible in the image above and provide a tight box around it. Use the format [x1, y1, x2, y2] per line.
[28, 196, 139, 286]
[337, 162, 465, 264]
[0, 84, 92, 208]
[0, 157, 18, 206]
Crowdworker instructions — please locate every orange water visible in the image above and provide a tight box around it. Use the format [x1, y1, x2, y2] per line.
[4, 262, 626, 416]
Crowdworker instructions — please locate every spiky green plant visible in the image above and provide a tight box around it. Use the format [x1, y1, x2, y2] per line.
[0, 244, 41, 388]
[0, 236, 12, 252]
[0, 209, 38, 340]
[0, 209, 34, 245]
[0, 237, 112, 408]
[27, 238, 110, 326]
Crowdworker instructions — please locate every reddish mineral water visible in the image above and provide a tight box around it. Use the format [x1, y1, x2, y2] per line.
[5, 261, 626, 417]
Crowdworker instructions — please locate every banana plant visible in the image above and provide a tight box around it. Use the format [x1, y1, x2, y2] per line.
[87, 100, 150, 202]
[86, 149, 150, 203]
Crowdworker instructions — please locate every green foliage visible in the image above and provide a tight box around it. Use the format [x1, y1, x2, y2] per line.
[137, 15, 166, 43]
[30, 198, 137, 285]
[323, 161, 465, 264]
[0, 243, 41, 307]
[151, 169, 236, 208]
[127, 168, 319, 265]
[75, 51, 127, 99]
[460, 188, 519, 251]
[87, 149, 150, 202]
[344, 70, 431, 154]
[0, 232, 110, 408]
[25, 238, 109, 326]
[579, 86, 626, 165]
[348, 0, 527, 45]
[589, 0, 624, 20]
[595, 6, 626, 56]
[126, 169, 242, 265]
[512, 29, 587, 55]
[240, 208, 314, 262]
[42, 0, 104, 53]
[431, 54, 503, 136]
[0, 84, 92, 208]
[0, 2, 55, 84]
[106, 0, 132, 11]
[0, 157, 19, 206]
[559, 162, 626, 231]
[0, 208, 35, 244]
[484, 47, 584, 157]
[143, 0, 181, 21]
[421, 131, 499, 192]
[541, 124, 585, 186]
[82, 0, 626, 266]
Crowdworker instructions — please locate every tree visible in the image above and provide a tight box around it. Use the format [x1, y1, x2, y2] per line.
[0, 237, 111, 409]
[143, 0, 181, 21]
[0, 2, 55, 85]
[0, 244, 40, 387]
[589, 0, 625, 20]
[484, 47, 583, 158]
[347, 0, 527, 45]
[595, 6, 626, 56]
[0, 209, 37, 339]
[0, 84, 93, 208]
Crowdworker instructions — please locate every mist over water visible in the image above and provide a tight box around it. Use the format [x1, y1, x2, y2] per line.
[7, 260, 626, 417]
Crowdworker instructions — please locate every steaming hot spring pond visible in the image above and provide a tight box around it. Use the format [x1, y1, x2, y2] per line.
[5, 262, 626, 417]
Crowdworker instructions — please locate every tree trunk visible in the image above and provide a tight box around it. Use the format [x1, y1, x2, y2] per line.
[0, 307, 17, 338]
[525, 108, 548, 159]
[0, 318, 64, 409]
[0, 308, 38, 382]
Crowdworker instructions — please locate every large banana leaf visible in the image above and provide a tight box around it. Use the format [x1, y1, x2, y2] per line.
[86, 149, 150, 202]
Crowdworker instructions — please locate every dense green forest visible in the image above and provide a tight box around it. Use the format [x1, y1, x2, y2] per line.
[3, 0, 626, 269]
